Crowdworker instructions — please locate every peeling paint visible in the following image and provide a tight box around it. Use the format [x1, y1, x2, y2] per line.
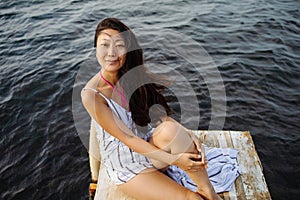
[94, 130, 271, 200]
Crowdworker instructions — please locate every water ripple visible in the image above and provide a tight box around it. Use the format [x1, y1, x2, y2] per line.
[1, 0, 299, 199]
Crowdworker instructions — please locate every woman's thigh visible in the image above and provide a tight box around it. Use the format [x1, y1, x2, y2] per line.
[149, 120, 196, 169]
[118, 169, 200, 200]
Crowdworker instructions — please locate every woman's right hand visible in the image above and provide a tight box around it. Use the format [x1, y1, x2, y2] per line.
[172, 152, 207, 172]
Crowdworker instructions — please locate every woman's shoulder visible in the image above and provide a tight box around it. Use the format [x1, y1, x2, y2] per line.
[82, 74, 106, 100]
[81, 85, 108, 111]
[82, 85, 106, 100]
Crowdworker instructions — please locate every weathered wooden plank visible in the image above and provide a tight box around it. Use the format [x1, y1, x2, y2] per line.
[228, 131, 247, 200]
[217, 131, 238, 200]
[200, 131, 238, 200]
[192, 131, 271, 200]
[92, 130, 271, 200]
[230, 131, 271, 200]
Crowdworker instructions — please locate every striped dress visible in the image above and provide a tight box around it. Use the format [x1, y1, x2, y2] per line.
[165, 146, 240, 193]
[84, 87, 240, 193]
[84, 87, 154, 185]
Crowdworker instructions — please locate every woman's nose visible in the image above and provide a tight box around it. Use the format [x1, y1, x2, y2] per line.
[107, 44, 116, 57]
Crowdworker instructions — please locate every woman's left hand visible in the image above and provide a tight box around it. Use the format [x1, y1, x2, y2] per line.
[172, 152, 206, 172]
[188, 131, 208, 168]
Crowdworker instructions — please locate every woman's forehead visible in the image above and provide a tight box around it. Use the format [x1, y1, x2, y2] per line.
[98, 29, 125, 42]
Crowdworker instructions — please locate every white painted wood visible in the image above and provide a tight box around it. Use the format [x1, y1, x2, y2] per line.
[229, 131, 271, 200]
[90, 128, 271, 200]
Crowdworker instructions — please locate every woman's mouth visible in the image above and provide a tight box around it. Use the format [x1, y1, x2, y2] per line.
[106, 60, 118, 64]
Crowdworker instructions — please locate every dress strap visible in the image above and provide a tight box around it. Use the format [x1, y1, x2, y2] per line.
[82, 87, 108, 100]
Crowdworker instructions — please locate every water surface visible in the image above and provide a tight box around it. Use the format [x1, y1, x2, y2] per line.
[1, 0, 299, 199]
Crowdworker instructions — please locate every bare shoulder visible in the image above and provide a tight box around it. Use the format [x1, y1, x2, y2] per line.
[81, 88, 106, 106]
[81, 74, 104, 103]
[81, 82, 108, 117]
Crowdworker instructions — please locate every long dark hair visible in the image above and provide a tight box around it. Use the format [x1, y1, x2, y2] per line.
[94, 18, 172, 127]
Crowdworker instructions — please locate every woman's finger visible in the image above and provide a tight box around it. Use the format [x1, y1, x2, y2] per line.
[200, 145, 206, 165]
[189, 153, 202, 162]
[187, 130, 201, 153]
[192, 135, 202, 153]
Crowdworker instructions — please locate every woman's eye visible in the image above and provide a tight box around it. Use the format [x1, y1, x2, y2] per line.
[100, 43, 108, 47]
[116, 44, 125, 48]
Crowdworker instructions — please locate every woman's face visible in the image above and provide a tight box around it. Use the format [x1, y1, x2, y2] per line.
[96, 28, 126, 73]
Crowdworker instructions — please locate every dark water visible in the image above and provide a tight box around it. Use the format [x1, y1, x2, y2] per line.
[1, 0, 299, 199]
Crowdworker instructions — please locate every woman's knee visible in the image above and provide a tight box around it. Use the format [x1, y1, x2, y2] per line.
[153, 121, 180, 142]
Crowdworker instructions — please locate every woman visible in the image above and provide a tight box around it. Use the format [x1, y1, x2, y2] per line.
[82, 18, 222, 200]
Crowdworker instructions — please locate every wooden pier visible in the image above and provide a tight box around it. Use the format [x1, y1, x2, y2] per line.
[89, 130, 272, 200]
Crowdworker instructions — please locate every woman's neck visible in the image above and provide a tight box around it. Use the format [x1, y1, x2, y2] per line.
[100, 70, 119, 86]
[99, 70, 129, 109]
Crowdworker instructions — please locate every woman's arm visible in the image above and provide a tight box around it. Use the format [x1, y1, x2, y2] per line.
[81, 89, 202, 169]
[89, 120, 100, 182]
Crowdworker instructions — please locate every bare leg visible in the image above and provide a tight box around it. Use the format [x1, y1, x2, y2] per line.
[118, 168, 204, 200]
[150, 120, 222, 200]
